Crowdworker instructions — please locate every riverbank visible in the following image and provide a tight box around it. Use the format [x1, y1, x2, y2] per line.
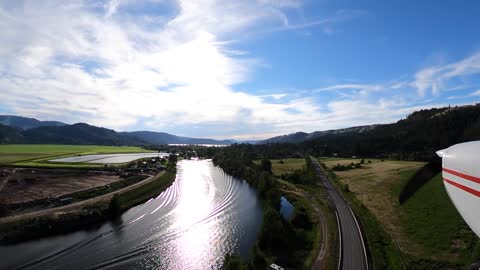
[213, 148, 318, 269]
[0, 170, 176, 245]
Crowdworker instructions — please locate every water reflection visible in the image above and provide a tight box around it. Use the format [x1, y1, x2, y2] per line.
[174, 161, 215, 268]
[50, 152, 170, 164]
[0, 160, 262, 270]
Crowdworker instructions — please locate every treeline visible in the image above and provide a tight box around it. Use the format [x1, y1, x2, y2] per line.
[302, 104, 480, 160]
[145, 145, 221, 159]
[212, 146, 277, 201]
[279, 157, 317, 185]
[245, 104, 480, 161]
[213, 145, 314, 269]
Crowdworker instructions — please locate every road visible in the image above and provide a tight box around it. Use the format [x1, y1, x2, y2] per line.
[309, 157, 368, 270]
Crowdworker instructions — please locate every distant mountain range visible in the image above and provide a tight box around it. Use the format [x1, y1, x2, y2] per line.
[126, 131, 234, 145]
[0, 115, 234, 146]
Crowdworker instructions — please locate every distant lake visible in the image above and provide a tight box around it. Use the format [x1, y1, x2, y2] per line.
[50, 152, 170, 164]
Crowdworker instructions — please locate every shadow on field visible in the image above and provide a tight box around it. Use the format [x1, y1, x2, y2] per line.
[398, 159, 442, 205]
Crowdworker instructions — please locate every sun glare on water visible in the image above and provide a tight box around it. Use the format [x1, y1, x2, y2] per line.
[173, 160, 217, 267]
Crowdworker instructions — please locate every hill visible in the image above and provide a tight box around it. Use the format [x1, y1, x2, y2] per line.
[258, 104, 480, 161]
[261, 126, 376, 144]
[0, 124, 22, 144]
[303, 104, 480, 160]
[20, 123, 144, 145]
[125, 131, 233, 145]
[0, 115, 66, 130]
[261, 132, 309, 144]
[0, 116, 234, 146]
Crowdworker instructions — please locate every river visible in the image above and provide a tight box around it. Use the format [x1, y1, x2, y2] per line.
[0, 160, 263, 270]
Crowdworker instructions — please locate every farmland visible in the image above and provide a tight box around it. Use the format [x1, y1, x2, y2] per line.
[0, 144, 153, 167]
[254, 158, 307, 176]
[320, 158, 480, 267]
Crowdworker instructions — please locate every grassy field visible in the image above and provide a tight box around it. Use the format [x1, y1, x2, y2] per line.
[0, 144, 153, 167]
[256, 158, 306, 176]
[398, 173, 479, 265]
[320, 158, 479, 267]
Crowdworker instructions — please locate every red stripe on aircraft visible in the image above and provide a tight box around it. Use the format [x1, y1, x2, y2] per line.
[443, 168, 480, 185]
[444, 178, 480, 198]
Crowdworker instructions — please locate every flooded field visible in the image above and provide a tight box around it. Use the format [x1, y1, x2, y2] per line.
[50, 152, 170, 164]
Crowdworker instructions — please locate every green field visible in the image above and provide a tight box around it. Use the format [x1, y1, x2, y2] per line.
[0, 144, 153, 167]
[254, 158, 306, 176]
[321, 158, 480, 268]
[398, 173, 480, 266]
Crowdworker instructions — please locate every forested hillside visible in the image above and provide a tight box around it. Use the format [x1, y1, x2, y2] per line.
[0, 115, 66, 130]
[0, 124, 21, 144]
[0, 116, 232, 146]
[302, 104, 480, 160]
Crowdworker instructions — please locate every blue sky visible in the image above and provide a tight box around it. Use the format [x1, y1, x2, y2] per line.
[0, 0, 479, 139]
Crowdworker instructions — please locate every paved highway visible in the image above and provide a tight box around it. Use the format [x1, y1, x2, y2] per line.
[309, 157, 368, 270]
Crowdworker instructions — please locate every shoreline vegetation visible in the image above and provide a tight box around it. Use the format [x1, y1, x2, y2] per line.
[0, 168, 176, 245]
[213, 146, 318, 270]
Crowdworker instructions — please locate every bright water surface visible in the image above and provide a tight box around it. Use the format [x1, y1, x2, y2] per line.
[280, 196, 295, 221]
[50, 152, 170, 164]
[0, 160, 263, 270]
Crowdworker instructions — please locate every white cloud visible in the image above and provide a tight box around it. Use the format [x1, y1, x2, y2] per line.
[1, 0, 366, 138]
[2, 1, 472, 140]
[471, 89, 480, 96]
[412, 52, 480, 96]
[315, 83, 384, 92]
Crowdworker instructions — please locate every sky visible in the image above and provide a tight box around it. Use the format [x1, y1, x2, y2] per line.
[0, 0, 480, 140]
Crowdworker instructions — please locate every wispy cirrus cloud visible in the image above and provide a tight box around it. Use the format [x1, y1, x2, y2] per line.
[275, 9, 367, 33]
[412, 52, 480, 96]
[471, 89, 480, 96]
[315, 83, 384, 92]
[318, 52, 480, 99]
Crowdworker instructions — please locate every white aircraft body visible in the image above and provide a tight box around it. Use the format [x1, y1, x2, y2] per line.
[437, 141, 480, 238]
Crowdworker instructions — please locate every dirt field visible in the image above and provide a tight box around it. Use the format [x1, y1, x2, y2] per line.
[0, 169, 120, 204]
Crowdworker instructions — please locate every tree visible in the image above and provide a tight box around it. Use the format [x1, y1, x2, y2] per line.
[222, 253, 247, 270]
[0, 204, 6, 217]
[260, 159, 272, 173]
[109, 195, 122, 217]
[167, 154, 178, 172]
